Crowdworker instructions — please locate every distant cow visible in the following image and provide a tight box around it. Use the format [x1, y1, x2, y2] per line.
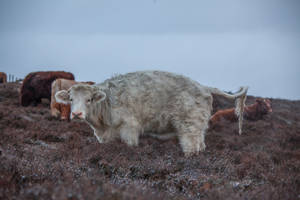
[210, 98, 272, 126]
[20, 71, 74, 106]
[0, 72, 7, 83]
[56, 71, 248, 156]
[51, 78, 95, 120]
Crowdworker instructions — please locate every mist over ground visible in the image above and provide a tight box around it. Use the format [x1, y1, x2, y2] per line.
[1, 0, 299, 99]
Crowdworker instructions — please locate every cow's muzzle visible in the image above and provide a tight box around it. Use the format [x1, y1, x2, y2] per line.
[71, 111, 83, 119]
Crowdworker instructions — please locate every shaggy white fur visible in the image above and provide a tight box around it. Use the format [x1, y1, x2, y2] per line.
[56, 71, 248, 156]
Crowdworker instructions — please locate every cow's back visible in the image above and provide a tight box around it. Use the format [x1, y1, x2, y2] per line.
[98, 71, 212, 132]
[101, 71, 210, 98]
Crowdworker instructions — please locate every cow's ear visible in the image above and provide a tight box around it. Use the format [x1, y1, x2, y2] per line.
[92, 89, 106, 102]
[55, 90, 70, 104]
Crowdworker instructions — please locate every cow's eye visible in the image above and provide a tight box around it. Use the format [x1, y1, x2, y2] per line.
[87, 99, 91, 103]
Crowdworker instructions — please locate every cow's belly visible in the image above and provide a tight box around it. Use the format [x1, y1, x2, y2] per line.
[142, 114, 174, 134]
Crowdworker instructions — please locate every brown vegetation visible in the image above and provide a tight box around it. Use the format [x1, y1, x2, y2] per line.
[0, 83, 299, 200]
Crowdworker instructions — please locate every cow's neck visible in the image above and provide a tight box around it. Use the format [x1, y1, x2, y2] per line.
[86, 99, 111, 129]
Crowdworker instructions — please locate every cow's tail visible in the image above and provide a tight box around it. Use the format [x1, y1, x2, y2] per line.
[209, 86, 248, 135]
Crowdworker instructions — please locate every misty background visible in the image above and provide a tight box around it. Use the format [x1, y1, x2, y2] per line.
[0, 0, 299, 99]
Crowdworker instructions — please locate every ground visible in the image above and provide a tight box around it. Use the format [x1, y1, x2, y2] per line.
[0, 82, 299, 200]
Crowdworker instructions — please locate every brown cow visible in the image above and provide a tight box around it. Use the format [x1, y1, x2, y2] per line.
[20, 71, 75, 106]
[51, 78, 94, 120]
[210, 98, 272, 127]
[0, 72, 7, 83]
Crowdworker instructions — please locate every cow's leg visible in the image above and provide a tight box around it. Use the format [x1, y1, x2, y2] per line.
[60, 104, 70, 121]
[174, 112, 210, 156]
[51, 108, 60, 118]
[32, 98, 42, 106]
[119, 119, 140, 146]
[177, 127, 204, 156]
[51, 102, 61, 118]
[32, 100, 39, 106]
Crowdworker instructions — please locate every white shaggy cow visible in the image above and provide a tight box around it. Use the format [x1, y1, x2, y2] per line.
[55, 71, 248, 156]
[51, 78, 94, 120]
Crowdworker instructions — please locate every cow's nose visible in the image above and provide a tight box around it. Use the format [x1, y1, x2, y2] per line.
[72, 112, 82, 118]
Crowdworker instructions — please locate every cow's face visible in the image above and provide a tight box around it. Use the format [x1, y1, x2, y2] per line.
[256, 99, 272, 114]
[55, 84, 106, 120]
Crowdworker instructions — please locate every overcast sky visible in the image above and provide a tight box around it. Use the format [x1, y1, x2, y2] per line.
[0, 0, 299, 99]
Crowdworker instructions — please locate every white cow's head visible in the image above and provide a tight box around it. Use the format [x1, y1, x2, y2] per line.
[55, 84, 106, 120]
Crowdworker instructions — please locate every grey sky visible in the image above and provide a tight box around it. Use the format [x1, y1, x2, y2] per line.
[0, 0, 300, 99]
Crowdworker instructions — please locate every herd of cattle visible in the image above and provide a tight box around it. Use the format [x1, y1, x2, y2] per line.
[0, 71, 272, 156]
